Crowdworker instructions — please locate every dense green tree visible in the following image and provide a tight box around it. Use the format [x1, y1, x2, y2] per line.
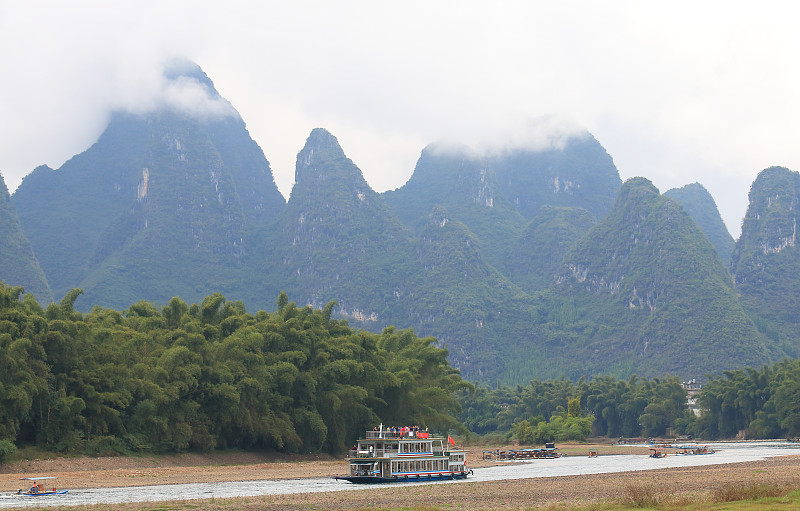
[680, 358, 800, 440]
[459, 375, 686, 440]
[0, 284, 469, 457]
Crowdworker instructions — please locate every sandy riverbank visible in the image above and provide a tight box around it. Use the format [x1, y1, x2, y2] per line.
[0, 442, 648, 490]
[4, 443, 798, 510]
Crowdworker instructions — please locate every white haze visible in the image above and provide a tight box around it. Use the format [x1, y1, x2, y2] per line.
[2, 1, 800, 237]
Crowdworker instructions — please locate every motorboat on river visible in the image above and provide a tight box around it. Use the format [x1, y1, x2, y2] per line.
[17, 476, 68, 496]
[335, 426, 471, 483]
[675, 445, 715, 455]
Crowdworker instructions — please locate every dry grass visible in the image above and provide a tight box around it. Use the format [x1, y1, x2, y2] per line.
[618, 483, 661, 508]
[710, 480, 792, 502]
[615, 479, 799, 510]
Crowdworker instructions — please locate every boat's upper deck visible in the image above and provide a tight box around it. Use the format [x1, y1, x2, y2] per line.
[351, 428, 464, 459]
[364, 428, 431, 439]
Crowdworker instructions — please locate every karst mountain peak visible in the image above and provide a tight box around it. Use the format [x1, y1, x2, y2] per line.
[2, 61, 796, 384]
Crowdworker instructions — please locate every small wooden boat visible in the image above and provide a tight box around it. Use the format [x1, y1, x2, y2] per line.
[649, 448, 667, 458]
[18, 477, 68, 496]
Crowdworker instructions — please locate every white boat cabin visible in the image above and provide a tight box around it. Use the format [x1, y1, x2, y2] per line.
[344, 428, 468, 481]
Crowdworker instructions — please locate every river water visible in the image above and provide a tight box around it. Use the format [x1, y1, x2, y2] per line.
[1, 441, 798, 508]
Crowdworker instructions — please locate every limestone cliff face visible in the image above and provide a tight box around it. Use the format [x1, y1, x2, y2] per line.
[556, 179, 666, 305]
[274, 128, 416, 322]
[294, 128, 350, 184]
[385, 144, 505, 217]
[733, 167, 800, 269]
[731, 166, 800, 356]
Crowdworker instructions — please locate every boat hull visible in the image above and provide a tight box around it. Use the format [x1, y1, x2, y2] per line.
[23, 490, 69, 496]
[336, 471, 470, 484]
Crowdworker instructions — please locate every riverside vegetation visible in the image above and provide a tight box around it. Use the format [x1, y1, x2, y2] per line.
[0, 284, 469, 459]
[4, 281, 800, 461]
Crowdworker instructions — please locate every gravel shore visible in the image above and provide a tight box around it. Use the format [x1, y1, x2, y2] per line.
[0, 442, 651, 489]
[2, 444, 799, 510]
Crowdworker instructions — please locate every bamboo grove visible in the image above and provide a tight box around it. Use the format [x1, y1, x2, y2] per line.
[677, 360, 800, 440]
[4, 282, 800, 462]
[459, 365, 800, 443]
[458, 376, 688, 440]
[0, 284, 469, 457]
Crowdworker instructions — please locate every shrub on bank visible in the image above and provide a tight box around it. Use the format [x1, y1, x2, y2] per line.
[0, 439, 16, 463]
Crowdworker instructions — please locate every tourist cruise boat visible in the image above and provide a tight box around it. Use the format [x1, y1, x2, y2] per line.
[336, 426, 471, 483]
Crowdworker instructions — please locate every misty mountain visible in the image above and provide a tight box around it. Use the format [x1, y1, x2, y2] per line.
[487, 133, 622, 221]
[265, 130, 531, 381]
[665, 182, 735, 266]
[12, 61, 285, 308]
[384, 145, 526, 268]
[0, 172, 53, 303]
[6, 60, 793, 385]
[268, 128, 417, 321]
[731, 166, 800, 357]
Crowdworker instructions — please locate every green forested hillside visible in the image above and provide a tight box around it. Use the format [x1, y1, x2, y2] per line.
[404, 205, 533, 380]
[0, 173, 52, 304]
[270, 128, 418, 322]
[665, 182, 734, 266]
[0, 283, 467, 454]
[546, 177, 777, 378]
[384, 145, 527, 269]
[498, 206, 596, 293]
[270, 131, 533, 382]
[731, 166, 800, 357]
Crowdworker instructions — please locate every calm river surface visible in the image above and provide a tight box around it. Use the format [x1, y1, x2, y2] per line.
[1, 441, 798, 508]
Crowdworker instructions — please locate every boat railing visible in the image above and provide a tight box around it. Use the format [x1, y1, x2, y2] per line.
[355, 448, 399, 458]
[365, 430, 431, 439]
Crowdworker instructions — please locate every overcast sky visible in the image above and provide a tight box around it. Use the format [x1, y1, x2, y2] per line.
[2, 1, 799, 237]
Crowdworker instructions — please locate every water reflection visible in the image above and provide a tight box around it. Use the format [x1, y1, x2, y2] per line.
[1, 441, 798, 508]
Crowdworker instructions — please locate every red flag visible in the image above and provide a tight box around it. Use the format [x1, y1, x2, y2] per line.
[448, 435, 455, 445]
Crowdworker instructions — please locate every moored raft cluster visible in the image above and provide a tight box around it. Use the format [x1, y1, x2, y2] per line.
[482, 443, 563, 460]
